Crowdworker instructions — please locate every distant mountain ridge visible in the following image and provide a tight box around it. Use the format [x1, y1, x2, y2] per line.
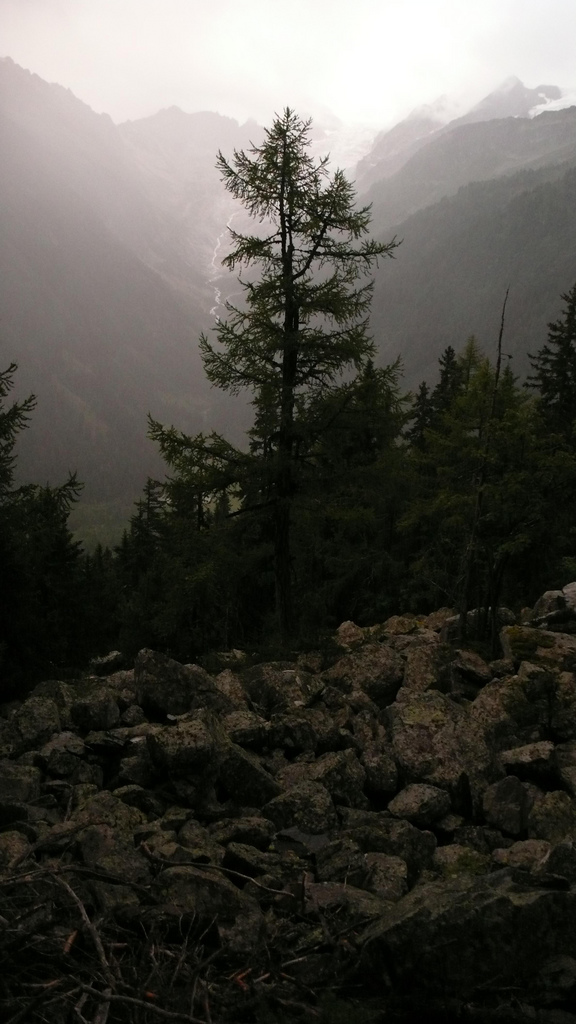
[354, 77, 565, 192]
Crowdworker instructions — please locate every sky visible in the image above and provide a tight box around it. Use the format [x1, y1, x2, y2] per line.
[2, 0, 576, 129]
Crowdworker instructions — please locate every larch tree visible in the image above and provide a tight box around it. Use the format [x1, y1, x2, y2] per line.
[205, 109, 397, 638]
[151, 108, 398, 641]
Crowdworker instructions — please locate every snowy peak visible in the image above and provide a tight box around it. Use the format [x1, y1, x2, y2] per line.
[452, 77, 562, 126]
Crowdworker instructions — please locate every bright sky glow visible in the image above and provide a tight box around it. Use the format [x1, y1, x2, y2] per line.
[1, 0, 575, 127]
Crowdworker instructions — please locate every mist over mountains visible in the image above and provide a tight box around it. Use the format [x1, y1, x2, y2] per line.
[1, 57, 575, 531]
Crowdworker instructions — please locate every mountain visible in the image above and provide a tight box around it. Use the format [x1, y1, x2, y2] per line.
[368, 106, 576, 240]
[369, 158, 576, 387]
[354, 96, 456, 191]
[2, 58, 576, 540]
[356, 77, 566, 202]
[0, 59, 255, 509]
[449, 76, 561, 126]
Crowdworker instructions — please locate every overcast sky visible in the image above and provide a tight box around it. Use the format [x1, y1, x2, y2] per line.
[2, 0, 576, 128]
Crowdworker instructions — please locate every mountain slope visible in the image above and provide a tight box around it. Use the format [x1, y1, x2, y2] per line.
[370, 160, 576, 387]
[366, 106, 576, 237]
[0, 60, 254, 504]
[355, 77, 563, 197]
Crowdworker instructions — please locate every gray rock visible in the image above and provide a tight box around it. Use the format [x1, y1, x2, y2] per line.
[218, 744, 282, 806]
[79, 824, 150, 883]
[402, 642, 449, 694]
[14, 695, 61, 748]
[308, 749, 367, 808]
[223, 708, 269, 749]
[361, 747, 399, 799]
[263, 781, 338, 834]
[491, 838, 551, 871]
[135, 649, 220, 718]
[388, 783, 451, 828]
[364, 852, 408, 901]
[0, 761, 42, 804]
[153, 863, 261, 925]
[535, 838, 576, 883]
[146, 710, 222, 774]
[323, 644, 404, 708]
[388, 690, 497, 814]
[483, 776, 533, 835]
[71, 689, 120, 732]
[527, 790, 576, 843]
[315, 837, 366, 886]
[304, 879, 391, 922]
[360, 874, 576, 1008]
[433, 844, 489, 877]
[208, 815, 276, 849]
[89, 651, 125, 675]
[0, 830, 31, 871]
[346, 816, 436, 886]
[500, 740, 558, 786]
[241, 663, 324, 718]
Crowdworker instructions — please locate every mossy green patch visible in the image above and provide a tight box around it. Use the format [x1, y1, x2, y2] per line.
[504, 626, 555, 662]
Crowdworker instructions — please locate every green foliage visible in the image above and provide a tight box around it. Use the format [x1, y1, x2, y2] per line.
[528, 281, 576, 436]
[400, 332, 576, 639]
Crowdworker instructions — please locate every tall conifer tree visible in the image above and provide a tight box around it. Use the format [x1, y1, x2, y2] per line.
[152, 109, 397, 640]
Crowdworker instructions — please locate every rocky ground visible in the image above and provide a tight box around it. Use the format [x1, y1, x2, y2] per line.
[4, 587, 576, 1022]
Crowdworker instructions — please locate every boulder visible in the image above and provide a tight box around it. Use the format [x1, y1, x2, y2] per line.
[387, 690, 497, 814]
[482, 776, 533, 835]
[501, 626, 576, 672]
[527, 790, 576, 843]
[402, 641, 450, 694]
[240, 663, 323, 718]
[346, 815, 436, 886]
[153, 863, 262, 928]
[71, 688, 120, 732]
[217, 743, 282, 806]
[79, 824, 150, 884]
[146, 710, 223, 774]
[208, 815, 276, 850]
[323, 644, 404, 708]
[14, 695, 61, 748]
[135, 649, 221, 717]
[334, 620, 366, 650]
[433, 844, 489, 877]
[263, 781, 338, 834]
[500, 740, 558, 786]
[0, 762, 42, 805]
[360, 874, 576, 1011]
[315, 837, 366, 886]
[491, 838, 551, 872]
[363, 853, 408, 901]
[387, 783, 451, 828]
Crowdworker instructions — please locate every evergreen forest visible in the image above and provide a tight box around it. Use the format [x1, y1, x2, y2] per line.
[3, 110, 576, 698]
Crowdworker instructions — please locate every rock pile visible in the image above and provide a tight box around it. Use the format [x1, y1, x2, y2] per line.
[4, 595, 576, 1020]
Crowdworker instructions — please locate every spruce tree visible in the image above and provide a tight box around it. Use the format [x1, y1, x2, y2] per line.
[528, 282, 576, 437]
